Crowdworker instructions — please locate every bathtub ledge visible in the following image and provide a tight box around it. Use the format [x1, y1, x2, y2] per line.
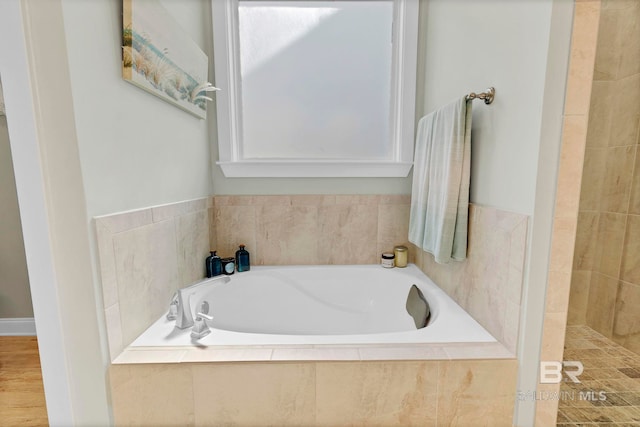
[112, 341, 514, 365]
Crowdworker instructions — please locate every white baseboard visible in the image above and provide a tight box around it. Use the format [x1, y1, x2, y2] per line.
[0, 317, 37, 335]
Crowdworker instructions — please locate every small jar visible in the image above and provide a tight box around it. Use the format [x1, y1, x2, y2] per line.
[381, 252, 395, 268]
[221, 257, 235, 275]
[394, 245, 408, 268]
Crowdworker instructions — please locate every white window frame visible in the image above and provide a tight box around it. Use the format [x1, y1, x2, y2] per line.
[212, 0, 419, 178]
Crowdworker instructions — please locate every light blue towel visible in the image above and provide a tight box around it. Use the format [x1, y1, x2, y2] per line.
[408, 97, 471, 264]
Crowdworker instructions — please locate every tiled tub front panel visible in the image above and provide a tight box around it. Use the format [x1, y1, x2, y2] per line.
[110, 359, 517, 426]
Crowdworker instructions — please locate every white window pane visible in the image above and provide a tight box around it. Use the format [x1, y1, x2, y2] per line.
[238, 1, 393, 160]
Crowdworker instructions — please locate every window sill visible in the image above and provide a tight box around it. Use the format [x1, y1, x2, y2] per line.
[217, 160, 414, 178]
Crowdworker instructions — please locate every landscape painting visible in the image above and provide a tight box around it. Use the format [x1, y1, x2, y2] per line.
[122, 0, 209, 119]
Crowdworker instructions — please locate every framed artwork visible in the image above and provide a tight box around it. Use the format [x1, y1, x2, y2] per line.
[122, 0, 211, 119]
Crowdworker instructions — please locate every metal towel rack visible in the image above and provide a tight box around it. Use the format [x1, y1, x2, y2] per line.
[465, 87, 495, 105]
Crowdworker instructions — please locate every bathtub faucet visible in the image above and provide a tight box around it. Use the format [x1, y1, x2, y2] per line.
[173, 276, 229, 329]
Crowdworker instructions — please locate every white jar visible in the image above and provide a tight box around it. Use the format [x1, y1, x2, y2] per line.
[381, 252, 395, 268]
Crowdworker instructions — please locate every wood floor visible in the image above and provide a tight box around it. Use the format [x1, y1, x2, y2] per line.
[0, 336, 49, 426]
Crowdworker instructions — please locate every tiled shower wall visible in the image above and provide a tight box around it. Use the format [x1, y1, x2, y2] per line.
[568, 0, 640, 355]
[96, 194, 528, 360]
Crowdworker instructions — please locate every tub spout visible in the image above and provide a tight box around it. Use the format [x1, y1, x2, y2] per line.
[173, 275, 230, 329]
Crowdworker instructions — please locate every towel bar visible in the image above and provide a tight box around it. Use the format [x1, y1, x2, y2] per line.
[465, 87, 495, 105]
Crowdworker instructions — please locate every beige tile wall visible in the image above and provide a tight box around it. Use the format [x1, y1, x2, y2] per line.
[536, 1, 601, 424]
[412, 204, 528, 355]
[110, 359, 517, 426]
[95, 198, 212, 361]
[568, 0, 640, 356]
[210, 195, 413, 265]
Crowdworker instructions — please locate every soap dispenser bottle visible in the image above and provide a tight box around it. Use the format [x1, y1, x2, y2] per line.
[205, 251, 222, 277]
[235, 244, 250, 272]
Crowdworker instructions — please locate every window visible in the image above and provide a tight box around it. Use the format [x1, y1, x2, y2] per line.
[212, 0, 418, 177]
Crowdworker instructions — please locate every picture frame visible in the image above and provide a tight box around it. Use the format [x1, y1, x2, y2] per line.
[122, 0, 210, 119]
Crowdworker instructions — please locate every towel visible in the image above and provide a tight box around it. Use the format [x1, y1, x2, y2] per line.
[408, 97, 471, 264]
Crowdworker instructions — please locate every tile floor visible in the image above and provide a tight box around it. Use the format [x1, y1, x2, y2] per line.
[557, 325, 640, 426]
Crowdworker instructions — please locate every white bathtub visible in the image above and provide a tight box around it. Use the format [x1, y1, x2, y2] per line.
[130, 264, 496, 347]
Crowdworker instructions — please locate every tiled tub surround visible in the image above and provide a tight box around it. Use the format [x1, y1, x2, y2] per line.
[95, 197, 212, 361]
[96, 195, 527, 425]
[413, 204, 528, 355]
[210, 194, 416, 266]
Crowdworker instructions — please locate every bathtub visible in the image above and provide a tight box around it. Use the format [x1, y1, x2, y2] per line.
[130, 264, 496, 347]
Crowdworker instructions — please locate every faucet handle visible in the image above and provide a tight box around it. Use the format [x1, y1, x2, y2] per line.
[196, 312, 213, 321]
[166, 292, 179, 320]
[190, 312, 213, 339]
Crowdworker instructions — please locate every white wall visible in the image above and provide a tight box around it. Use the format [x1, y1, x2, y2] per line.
[0, 115, 33, 318]
[421, 0, 557, 215]
[61, 0, 214, 218]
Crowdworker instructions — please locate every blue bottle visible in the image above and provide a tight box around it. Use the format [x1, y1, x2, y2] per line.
[235, 245, 250, 272]
[205, 251, 222, 277]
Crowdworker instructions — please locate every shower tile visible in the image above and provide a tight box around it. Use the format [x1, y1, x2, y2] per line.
[601, 146, 636, 213]
[175, 210, 209, 286]
[586, 81, 614, 148]
[212, 204, 257, 260]
[317, 204, 378, 264]
[316, 361, 438, 426]
[613, 281, 640, 338]
[573, 212, 600, 271]
[549, 217, 578, 273]
[437, 360, 517, 427]
[256, 205, 319, 265]
[586, 273, 619, 338]
[610, 75, 640, 147]
[110, 364, 194, 426]
[192, 363, 315, 426]
[579, 148, 607, 211]
[540, 311, 568, 361]
[595, 212, 626, 278]
[621, 215, 640, 284]
[630, 148, 640, 214]
[617, 3, 640, 79]
[567, 270, 591, 326]
[556, 115, 588, 215]
[545, 271, 572, 314]
[594, 5, 624, 80]
[565, 0, 600, 115]
[113, 220, 179, 347]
